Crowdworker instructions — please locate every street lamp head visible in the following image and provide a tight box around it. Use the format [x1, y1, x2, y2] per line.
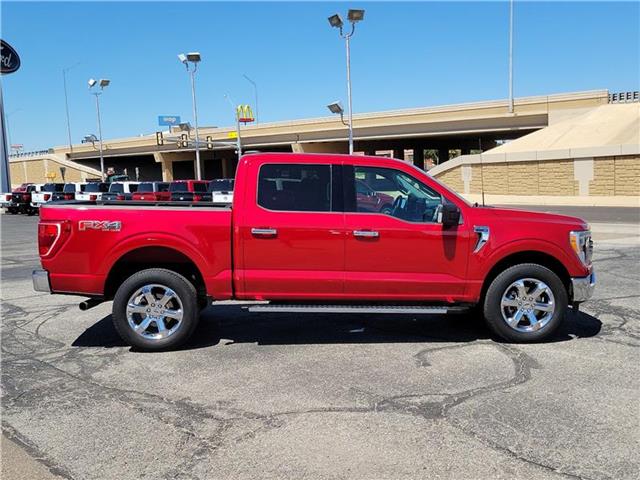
[178, 53, 188, 64]
[347, 9, 365, 23]
[178, 122, 192, 131]
[88, 78, 97, 88]
[99, 79, 110, 88]
[82, 134, 98, 143]
[328, 14, 344, 28]
[186, 52, 201, 63]
[327, 101, 344, 115]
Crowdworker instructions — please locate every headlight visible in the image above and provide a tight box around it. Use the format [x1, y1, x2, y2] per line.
[570, 230, 593, 266]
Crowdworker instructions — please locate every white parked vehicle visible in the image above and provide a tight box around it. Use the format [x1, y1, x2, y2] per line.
[102, 181, 140, 201]
[30, 183, 65, 208]
[53, 182, 87, 201]
[205, 179, 235, 203]
[75, 182, 109, 201]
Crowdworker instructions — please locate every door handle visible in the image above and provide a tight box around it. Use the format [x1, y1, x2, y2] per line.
[251, 228, 277, 237]
[353, 230, 379, 238]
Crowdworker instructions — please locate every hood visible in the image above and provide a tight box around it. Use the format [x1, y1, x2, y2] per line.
[475, 206, 589, 230]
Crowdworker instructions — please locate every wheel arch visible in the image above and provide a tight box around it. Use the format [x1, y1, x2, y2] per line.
[480, 250, 571, 303]
[104, 246, 206, 301]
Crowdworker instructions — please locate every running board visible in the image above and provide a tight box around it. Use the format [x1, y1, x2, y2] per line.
[247, 304, 466, 314]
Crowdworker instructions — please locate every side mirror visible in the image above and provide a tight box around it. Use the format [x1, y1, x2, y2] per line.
[440, 202, 461, 228]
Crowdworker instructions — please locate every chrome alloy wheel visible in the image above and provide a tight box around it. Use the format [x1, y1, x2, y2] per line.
[500, 278, 555, 333]
[126, 284, 184, 340]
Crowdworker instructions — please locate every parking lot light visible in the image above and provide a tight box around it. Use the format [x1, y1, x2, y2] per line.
[178, 52, 202, 180]
[328, 9, 365, 154]
[88, 77, 110, 181]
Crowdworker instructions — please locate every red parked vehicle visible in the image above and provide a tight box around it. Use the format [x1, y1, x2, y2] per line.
[169, 180, 209, 201]
[131, 182, 171, 201]
[33, 153, 595, 350]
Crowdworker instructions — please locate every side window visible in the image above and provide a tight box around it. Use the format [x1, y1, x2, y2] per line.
[258, 163, 332, 212]
[353, 166, 442, 222]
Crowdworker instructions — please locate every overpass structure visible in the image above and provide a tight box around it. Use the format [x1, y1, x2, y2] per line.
[9, 90, 612, 185]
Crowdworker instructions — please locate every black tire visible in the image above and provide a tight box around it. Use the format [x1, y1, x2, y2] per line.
[483, 263, 568, 343]
[112, 268, 199, 351]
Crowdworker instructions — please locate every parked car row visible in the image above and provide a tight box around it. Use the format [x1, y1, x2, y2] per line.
[1, 179, 235, 215]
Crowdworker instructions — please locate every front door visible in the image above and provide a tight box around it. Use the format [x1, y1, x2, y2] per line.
[343, 165, 470, 302]
[238, 161, 345, 300]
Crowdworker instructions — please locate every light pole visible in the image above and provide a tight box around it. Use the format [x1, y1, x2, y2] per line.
[63, 62, 81, 153]
[328, 9, 364, 155]
[88, 78, 110, 181]
[178, 52, 202, 180]
[508, 0, 514, 113]
[242, 74, 258, 124]
[224, 94, 242, 163]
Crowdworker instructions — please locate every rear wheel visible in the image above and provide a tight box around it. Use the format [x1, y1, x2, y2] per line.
[483, 263, 567, 342]
[112, 268, 199, 350]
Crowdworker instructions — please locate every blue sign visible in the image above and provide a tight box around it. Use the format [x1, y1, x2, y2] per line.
[158, 115, 181, 126]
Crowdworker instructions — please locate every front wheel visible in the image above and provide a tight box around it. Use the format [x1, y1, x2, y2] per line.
[112, 268, 199, 350]
[483, 263, 568, 342]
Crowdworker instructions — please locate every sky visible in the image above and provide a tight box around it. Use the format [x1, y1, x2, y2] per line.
[1, 1, 639, 151]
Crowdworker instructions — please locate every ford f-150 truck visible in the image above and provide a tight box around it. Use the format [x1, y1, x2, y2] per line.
[33, 153, 595, 350]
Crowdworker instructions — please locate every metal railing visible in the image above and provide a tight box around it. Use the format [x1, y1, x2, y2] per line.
[608, 91, 639, 103]
[9, 149, 54, 159]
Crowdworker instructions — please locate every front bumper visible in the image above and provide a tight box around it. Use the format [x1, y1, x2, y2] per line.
[32, 269, 51, 293]
[571, 270, 596, 302]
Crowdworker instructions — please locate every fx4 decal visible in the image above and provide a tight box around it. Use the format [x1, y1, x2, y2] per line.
[78, 220, 122, 232]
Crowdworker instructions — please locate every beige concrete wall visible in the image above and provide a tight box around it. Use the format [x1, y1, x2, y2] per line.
[434, 155, 640, 199]
[9, 156, 101, 187]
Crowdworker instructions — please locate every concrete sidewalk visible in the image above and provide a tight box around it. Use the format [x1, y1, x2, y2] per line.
[1, 434, 66, 480]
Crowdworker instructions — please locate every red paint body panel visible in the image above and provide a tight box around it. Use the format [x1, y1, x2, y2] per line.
[38, 153, 591, 305]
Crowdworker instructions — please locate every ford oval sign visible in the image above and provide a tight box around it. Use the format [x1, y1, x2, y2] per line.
[1, 40, 21, 74]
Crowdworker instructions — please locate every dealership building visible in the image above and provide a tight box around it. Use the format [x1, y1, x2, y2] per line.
[8, 89, 639, 205]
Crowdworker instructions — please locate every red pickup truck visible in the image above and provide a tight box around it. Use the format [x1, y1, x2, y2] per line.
[33, 153, 595, 350]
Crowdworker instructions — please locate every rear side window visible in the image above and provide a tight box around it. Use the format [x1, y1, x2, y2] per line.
[209, 180, 234, 192]
[138, 183, 153, 192]
[109, 183, 124, 193]
[193, 182, 208, 193]
[258, 163, 332, 212]
[169, 182, 186, 192]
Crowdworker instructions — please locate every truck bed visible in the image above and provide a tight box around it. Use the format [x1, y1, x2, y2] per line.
[39, 202, 234, 298]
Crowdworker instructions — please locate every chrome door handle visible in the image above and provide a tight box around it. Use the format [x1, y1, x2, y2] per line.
[353, 230, 379, 238]
[251, 228, 277, 237]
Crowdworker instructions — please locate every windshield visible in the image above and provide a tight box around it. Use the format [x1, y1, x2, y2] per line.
[209, 180, 234, 192]
[63, 184, 76, 193]
[169, 182, 187, 192]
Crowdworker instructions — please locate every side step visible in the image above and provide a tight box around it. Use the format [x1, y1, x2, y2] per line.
[247, 304, 467, 314]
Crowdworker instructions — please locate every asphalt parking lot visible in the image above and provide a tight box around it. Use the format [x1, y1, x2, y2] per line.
[1, 208, 639, 480]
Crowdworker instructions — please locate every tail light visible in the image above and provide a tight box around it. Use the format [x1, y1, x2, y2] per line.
[22, 193, 30, 200]
[89, 194, 97, 201]
[116, 194, 125, 200]
[193, 194, 202, 202]
[44, 194, 51, 201]
[38, 221, 71, 257]
[64, 193, 74, 200]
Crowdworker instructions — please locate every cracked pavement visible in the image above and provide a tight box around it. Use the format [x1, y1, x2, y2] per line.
[1, 212, 639, 479]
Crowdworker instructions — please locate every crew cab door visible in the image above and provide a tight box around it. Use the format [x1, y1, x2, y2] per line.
[237, 161, 345, 300]
[343, 165, 470, 301]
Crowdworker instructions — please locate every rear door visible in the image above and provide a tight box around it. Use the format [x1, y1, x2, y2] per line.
[237, 160, 345, 300]
[343, 164, 470, 301]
